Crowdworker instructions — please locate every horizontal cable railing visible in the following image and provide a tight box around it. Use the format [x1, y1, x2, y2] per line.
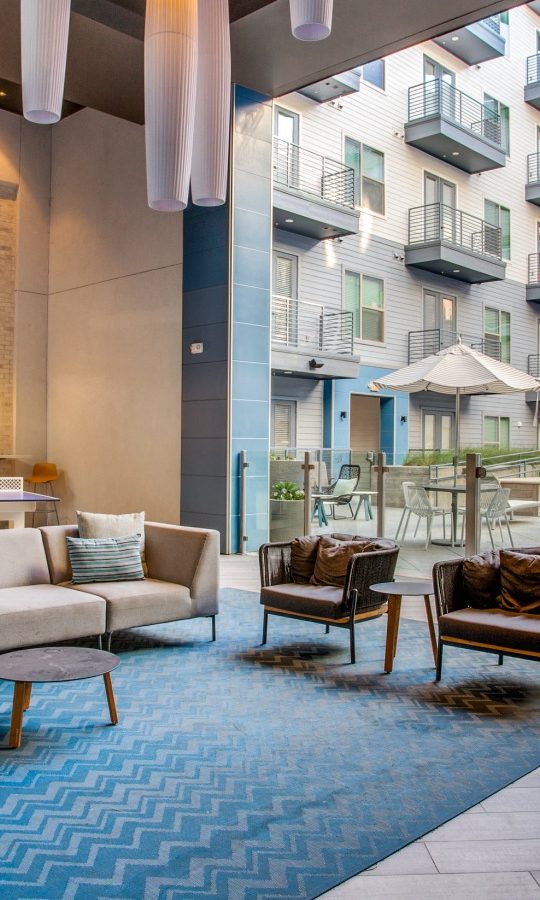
[527, 53, 540, 85]
[528, 354, 540, 378]
[527, 152, 540, 184]
[408, 203, 502, 259]
[273, 137, 355, 208]
[271, 294, 354, 356]
[408, 329, 501, 363]
[528, 253, 540, 284]
[407, 80, 502, 145]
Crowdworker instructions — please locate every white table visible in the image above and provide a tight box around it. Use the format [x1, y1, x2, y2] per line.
[0, 491, 59, 528]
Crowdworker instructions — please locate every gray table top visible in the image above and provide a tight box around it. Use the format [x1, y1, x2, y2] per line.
[0, 647, 119, 683]
[370, 580, 434, 596]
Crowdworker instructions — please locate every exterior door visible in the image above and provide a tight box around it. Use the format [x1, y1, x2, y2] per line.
[423, 56, 455, 118]
[423, 290, 456, 351]
[274, 107, 300, 188]
[423, 411, 455, 451]
[424, 173, 456, 242]
[272, 252, 298, 346]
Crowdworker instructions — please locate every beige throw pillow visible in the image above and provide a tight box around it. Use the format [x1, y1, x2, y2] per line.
[76, 510, 147, 575]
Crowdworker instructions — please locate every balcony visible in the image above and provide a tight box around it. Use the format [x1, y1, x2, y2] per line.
[272, 138, 360, 240]
[271, 295, 359, 379]
[525, 55, 540, 110]
[298, 70, 360, 103]
[408, 329, 501, 363]
[405, 81, 505, 174]
[526, 153, 540, 206]
[405, 203, 506, 283]
[527, 254, 540, 303]
[433, 16, 505, 64]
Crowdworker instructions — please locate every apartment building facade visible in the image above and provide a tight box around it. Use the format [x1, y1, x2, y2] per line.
[270, 3, 540, 461]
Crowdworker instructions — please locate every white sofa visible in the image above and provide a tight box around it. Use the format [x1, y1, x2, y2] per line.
[0, 523, 220, 652]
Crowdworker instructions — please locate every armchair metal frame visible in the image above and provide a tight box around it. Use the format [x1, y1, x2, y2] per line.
[259, 534, 399, 663]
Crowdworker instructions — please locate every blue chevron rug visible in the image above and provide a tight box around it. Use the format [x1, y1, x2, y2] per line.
[1, 588, 540, 899]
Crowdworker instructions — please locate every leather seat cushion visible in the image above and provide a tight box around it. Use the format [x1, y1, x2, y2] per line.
[261, 583, 348, 619]
[440, 607, 540, 654]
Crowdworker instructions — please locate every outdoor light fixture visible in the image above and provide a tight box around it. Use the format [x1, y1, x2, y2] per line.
[309, 358, 324, 369]
[144, 0, 198, 211]
[191, 0, 230, 206]
[289, 0, 333, 41]
[21, 0, 70, 124]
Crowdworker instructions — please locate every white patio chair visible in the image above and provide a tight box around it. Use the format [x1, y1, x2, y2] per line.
[459, 487, 513, 549]
[394, 481, 415, 542]
[399, 484, 450, 549]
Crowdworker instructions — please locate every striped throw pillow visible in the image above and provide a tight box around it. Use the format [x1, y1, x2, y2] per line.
[67, 534, 145, 584]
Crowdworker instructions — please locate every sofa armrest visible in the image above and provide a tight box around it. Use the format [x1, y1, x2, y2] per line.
[345, 545, 399, 613]
[259, 542, 293, 587]
[433, 558, 466, 617]
[144, 523, 219, 616]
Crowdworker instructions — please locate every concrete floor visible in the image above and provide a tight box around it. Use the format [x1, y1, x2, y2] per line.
[221, 509, 540, 899]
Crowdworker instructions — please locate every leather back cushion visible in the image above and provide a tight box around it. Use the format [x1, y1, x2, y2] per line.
[310, 535, 388, 587]
[497, 549, 540, 614]
[462, 550, 501, 609]
[290, 535, 320, 584]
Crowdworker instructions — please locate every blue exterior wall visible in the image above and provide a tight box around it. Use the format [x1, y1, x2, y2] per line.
[331, 365, 410, 463]
[181, 86, 272, 553]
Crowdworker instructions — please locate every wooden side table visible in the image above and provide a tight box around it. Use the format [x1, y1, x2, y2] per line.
[0, 646, 119, 749]
[370, 579, 437, 674]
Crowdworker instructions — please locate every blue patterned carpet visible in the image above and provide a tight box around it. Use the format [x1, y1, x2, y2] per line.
[1, 588, 540, 899]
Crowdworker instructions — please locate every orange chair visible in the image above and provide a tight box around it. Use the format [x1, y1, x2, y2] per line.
[26, 463, 60, 525]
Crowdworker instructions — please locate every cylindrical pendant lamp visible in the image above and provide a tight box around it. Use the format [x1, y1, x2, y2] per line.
[144, 0, 198, 211]
[191, 0, 231, 206]
[21, 0, 71, 124]
[289, 0, 333, 41]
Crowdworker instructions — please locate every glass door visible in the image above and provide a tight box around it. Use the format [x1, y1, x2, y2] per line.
[424, 173, 457, 242]
[423, 56, 455, 119]
[274, 107, 300, 188]
[423, 290, 456, 351]
[423, 411, 455, 451]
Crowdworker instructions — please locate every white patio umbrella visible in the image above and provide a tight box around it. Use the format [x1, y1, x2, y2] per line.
[371, 340, 540, 454]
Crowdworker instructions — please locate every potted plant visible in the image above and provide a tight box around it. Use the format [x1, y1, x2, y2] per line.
[269, 481, 305, 542]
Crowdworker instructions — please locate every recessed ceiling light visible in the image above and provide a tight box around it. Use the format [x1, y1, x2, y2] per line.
[0, 91, 6, 98]
[283, 370, 293, 375]
[285, 218, 294, 223]
[451, 35, 459, 41]
[452, 151, 460, 156]
[453, 269, 460, 273]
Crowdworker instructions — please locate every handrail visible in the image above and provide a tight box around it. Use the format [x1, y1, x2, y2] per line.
[527, 53, 540, 85]
[408, 202, 502, 259]
[273, 137, 355, 208]
[527, 152, 540, 184]
[528, 253, 540, 284]
[271, 294, 355, 356]
[407, 79, 502, 146]
[480, 14, 501, 35]
[528, 354, 540, 378]
[408, 329, 501, 363]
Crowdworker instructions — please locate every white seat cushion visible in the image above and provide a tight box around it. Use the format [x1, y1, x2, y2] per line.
[62, 578, 193, 632]
[0, 584, 106, 651]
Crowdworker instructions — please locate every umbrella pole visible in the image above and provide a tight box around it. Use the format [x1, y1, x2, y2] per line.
[454, 388, 460, 486]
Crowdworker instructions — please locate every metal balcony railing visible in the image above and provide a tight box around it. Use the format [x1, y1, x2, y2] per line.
[408, 203, 503, 259]
[528, 253, 540, 284]
[271, 295, 355, 356]
[273, 138, 355, 209]
[408, 329, 501, 363]
[407, 80, 502, 145]
[527, 152, 540, 184]
[527, 53, 540, 85]
[528, 355, 540, 378]
[480, 14, 501, 34]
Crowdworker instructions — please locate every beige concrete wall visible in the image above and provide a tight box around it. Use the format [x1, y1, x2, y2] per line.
[0, 110, 49, 477]
[48, 108, 182, 524]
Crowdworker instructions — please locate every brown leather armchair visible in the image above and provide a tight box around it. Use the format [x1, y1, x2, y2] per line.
[259, 534, 399, 664]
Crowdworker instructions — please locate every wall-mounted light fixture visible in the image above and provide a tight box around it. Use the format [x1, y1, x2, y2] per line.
[309, 358, 324, 370]
[516, 421, 523, 428]
[400, 415, 408, 423]
[340, 411, 347, 420]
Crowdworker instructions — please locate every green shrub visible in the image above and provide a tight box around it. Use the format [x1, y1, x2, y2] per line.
[271, 481, 305, 500]
[403, 447, 539, 466]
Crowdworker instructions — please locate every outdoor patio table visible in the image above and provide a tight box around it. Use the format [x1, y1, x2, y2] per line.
[370, 579, 437, 673]
[312, 490, 378, 526]
[423, 482, 494, 547]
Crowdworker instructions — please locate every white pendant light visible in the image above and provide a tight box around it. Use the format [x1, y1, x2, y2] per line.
[144, 0, 198, 212]
[191, 0, 231, 207]
[289, 0, 333, 41]
[21, 0, 71, 124]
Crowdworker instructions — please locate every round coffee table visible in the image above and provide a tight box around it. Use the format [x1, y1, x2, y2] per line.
[0, 646, 120, 749]
[370, 580, 437, 674]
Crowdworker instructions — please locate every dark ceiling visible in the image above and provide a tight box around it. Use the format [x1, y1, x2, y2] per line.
[0, 0, 524, 126]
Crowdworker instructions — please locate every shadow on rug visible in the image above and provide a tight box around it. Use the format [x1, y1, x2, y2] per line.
[0, 587, 539, 899]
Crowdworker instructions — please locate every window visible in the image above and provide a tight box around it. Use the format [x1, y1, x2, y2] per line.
[483, 416, 510, 450]
[271, 401, 296, 448]
[360, 59, 385, 90]
[484, 307, 510, 362]
[343, 271, 384, 342]
[484, 199, 510, 260]
[483, 93, 509, 154]
[344, 138, 385, 214]
[422, 411, 454, 451]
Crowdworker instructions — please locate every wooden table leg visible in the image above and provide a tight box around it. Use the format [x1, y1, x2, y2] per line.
[384, 595, 401, 673]
[424, 594, 438, 665]
[103, 672, 118, 725]
[23, 682, 32, 711]
[9, 681, 30, 748]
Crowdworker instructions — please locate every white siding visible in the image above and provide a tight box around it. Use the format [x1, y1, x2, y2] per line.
[272, 375, 324, 447]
